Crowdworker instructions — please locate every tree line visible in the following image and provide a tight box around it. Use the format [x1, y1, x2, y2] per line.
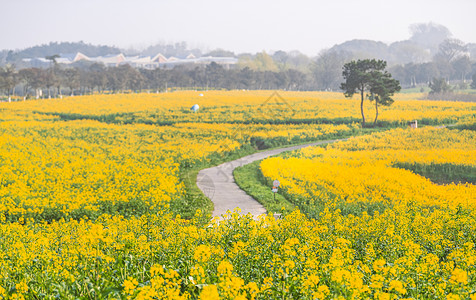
[0, 43, 475, 101]
[0, 62, 315, 100]
[313, 38, 476, 91]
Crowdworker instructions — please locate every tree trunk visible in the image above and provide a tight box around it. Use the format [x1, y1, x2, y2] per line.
[23, 86, 29, 100]
[360, 88, 366, 126]
[374, 99, 379, 126]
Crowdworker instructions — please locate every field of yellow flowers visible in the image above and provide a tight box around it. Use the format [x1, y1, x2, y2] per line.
[5, 91, 475, 126]
[0, 91, 475, 299]
[260, 127, 475, 216]
[0, 110, 356, 221]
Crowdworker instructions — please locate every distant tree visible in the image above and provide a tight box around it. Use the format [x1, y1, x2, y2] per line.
[140, 41, 201, 58]
[107, 64, 143, 92]
[189, 66, 206, 88]
[436, 39, 467, 63]
[452, 56, 472, 83]
[168, 65, 192, 88]
[42, 67, 58, 98]
[254, 51, 279, 72]
[78, 69, 91, 95]
[284, 69, 306, 91]
[272, 50, 289, 71]
[106, 67, 120, 93]
[157, 68, 171, 92]
[261, 71, 283, 90]
[204, 49, 235, 57]
[286, 50, 311, 72]
[53, 68, 64, 97]
[19, 68, 43, 99]
[0, 68, 6, 98]
[419, 62, 440, 85]
[0, 65, 19, 101]
[62, 68, 80, 95]
[138, 69, 155, 91]
[221, 68, 237, 89]
[7, 42, 121, 63]
[472, 74, 476, 89]
[388, 62, 439, 87]
[409, 22, 452, 54]
[45, 54, 60, 65]
[206, 62, 225, 88]
[312, 50, 349, 90]
[433, 39, 468, 82]
[341, 59, 399, 126]
[237, 67, 255, 89]
[126, 66, 145, 92]
[429, 77, 452, 94]
[237, 53, 257, 70]
[106, 65, 130, 93]
[388, 41, 430, 64]
[88, 63, 108, 93]
[369, 72, 401, 125]
[433, 55, 453, 82]
[389, 62, 437, 88]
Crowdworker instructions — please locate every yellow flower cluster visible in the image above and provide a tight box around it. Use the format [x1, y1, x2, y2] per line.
[0, 120, 185, 220]
[1, 209, 476, 298]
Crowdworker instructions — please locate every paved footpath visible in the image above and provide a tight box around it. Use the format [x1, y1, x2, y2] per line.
[197, 139, 344, 218]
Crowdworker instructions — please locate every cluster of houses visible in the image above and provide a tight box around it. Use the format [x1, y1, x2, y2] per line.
[22, 52, 238, 69]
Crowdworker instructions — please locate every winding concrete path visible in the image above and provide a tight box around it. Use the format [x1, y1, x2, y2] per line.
[197, 139, 344, 218]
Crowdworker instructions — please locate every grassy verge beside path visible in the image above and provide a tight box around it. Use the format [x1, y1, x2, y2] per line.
[233, 161, 295, 215]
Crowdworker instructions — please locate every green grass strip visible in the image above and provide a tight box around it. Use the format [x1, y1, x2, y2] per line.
[234, 161, 295, 216]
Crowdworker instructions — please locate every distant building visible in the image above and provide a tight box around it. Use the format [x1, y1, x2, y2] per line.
[124, 56, 158, 69]
[22, 52, 237, 69]
[90, 53, 126, 67]
[158, 56, 238, 69]
[152, 53, 167, 63]
[55, 52, 90, 64]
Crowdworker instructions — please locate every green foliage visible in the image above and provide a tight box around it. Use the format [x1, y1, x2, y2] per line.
[472, 74, 476, 89]
[341, 59, 387, 99]
[369, 72, 401, 106]
[233, 161, 295, 214]
[0, 65, 19, 96]
[238, 51, 279, 72]
[429, 77, 453, 94]
[175, 169, 215, 221]
[394, 162, 476, 185]
[452, 122, 476, 131]
[369, 71, 401, 125]
[341, 59, 400, 126]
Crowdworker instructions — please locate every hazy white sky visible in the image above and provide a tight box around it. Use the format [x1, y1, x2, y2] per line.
[1, 0, 475, 55]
